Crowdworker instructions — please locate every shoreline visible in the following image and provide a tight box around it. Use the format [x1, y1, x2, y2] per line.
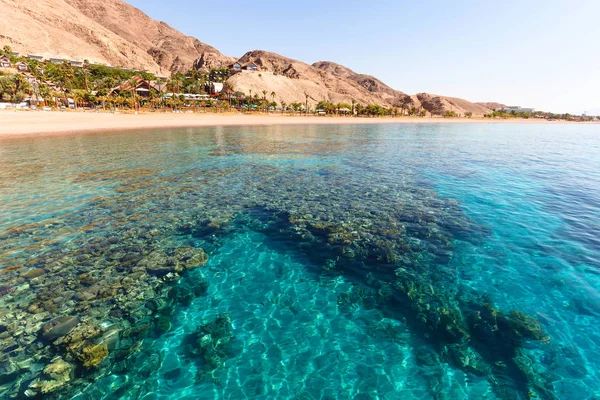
[0, 110, 595, 138]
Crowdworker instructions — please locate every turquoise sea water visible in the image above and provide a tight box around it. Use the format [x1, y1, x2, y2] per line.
[0, 123, 599, 399]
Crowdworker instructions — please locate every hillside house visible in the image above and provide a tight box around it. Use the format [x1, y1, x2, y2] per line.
[228, 62, 242, 73]
[11, 52, 20, 57]
[0, 57, 11, 68]
[49, 58, 65, 65]
[243, 63, 258, 72]
[43, 80, 60, 90]
[27, 55, 44, 62]
[69, 60, 84, 68]
[110, 76, 166, 97]
[15, 62, 28, 72]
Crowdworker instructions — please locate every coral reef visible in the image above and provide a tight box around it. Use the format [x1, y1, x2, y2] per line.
[25, 358, 74, 396]
[76, 343, 109, 368]
[184, 313, 235, 373]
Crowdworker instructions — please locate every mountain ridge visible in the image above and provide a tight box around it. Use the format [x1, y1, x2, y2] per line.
[0, 0, 497, 114]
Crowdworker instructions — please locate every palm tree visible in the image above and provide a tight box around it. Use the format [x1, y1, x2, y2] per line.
[128, 77, 140, 110]
[71, 90, 84, 109]
[78, 65, 90, 92]
[280, 100, 287, 115]
[270, 91, 276, 111]
[38, 84, 51, 107]
[351, 99, 356, 116]
[304, 92, 310, 115]
[262, 90, 267, 112]
[222, 81, 234, 106]
[2, 45, 11, 57]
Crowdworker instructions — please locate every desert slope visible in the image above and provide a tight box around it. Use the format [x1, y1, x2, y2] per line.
[228, 50, 393, 106]
[0, 0, 160, 70]
[63, 0, 234, 72]
[228, 53, 494, 115]
[0, 0, 232, 73]
[312, 61, 405, 101]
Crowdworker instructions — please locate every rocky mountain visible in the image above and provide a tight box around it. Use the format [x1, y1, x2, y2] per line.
[476, 102, 506, 111]
[0, 0, 498, 114]
[0, 0, 232, 74]
[228, 50, 395, 106]
[416, 93, 495, 116]
[312, 61, 405, 101]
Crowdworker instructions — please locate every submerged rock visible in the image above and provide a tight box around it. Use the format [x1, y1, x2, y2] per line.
[0, 286, 15, 297]
[185, 313, 234, 372]
[40, 316, 80, 341]
[21, 269, 46, 280]
[508, 310, 551, 344]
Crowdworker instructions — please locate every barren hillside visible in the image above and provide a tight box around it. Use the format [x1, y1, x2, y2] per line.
[63, 0, 233, 72]
[416, 93, 496, 116]
[477, 102, 506, 110]
[0, 0, 232, 73]
[230, 51, 393, 106]
[229, 54, 494, 115]
[312, 61, 405, 101]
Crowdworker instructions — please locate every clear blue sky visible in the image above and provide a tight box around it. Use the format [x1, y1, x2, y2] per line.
[127, 0, 599, 114]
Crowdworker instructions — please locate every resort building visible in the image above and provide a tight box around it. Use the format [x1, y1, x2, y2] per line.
[205, 82, 223, 95]
[243, 63, 258, 72]
[26, 55, 44, 62]
[10, 52, 20, 57]
[109, 76, 167, 97]
[69, 60, 84, 68]
[502, 106, 535, 113]
[163, 93, 211, 101]
[15, 62, 28, 72]
[49, 58, 65, 65]
[228, 62, 242, 73]
[0, 56, 11, 68]
[43, 80, 60, 90]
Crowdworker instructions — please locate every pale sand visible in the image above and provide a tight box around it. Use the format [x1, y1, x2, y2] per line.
[0, 110, 590, 138]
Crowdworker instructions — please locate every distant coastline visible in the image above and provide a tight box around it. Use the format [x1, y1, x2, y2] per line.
[1, 110, 595, 138]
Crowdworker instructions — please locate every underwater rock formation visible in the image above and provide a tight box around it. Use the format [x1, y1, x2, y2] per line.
[184, 313, 235, 373]
[40, 316, 80, 341]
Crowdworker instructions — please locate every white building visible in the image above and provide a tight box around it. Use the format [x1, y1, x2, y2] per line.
[501, 106, 535, 113]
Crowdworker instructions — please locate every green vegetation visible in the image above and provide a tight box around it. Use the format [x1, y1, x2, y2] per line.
[444, 110, 458, 118]
[484, 110, 532, 119]
[0, 74, 31, 103]
[2, 44, 596, 121]
[484, 109, 595, 121]
[315, 101, 352, 114]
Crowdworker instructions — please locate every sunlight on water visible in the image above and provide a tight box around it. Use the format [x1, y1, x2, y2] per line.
[0, 123, 598, 399]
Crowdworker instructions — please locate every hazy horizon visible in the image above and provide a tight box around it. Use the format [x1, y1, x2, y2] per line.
[125, 0, 598, 114]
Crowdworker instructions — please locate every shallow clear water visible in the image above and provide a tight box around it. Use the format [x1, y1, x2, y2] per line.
[0, 123, 599, 399]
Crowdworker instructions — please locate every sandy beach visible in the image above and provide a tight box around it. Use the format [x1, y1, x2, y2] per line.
[0, 110, 591, 138]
